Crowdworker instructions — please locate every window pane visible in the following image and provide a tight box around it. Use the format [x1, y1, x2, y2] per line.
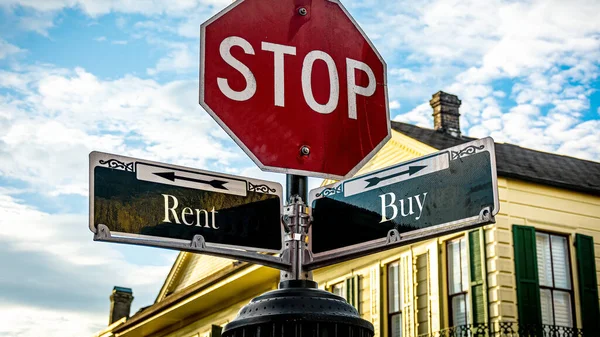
[416, 254, 429, 335]
[448, 240, 462, 295]
[388, 262, 400, 313]
[390, 312, 402, 337]
[451, 294, 467, 327]
[399, 262, 403, 306]
[460, 238, 468, 292]
[553, 290, 573, 327]
[551, 235, 571, 290]
[332, 283, 345, 299]
[540, 288, 554, 325]
[536, 233, 553, 287]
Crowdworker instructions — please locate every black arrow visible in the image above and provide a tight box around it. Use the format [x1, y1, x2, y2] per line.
[364, 165, 427, 188]
[153, 172, 228, 190]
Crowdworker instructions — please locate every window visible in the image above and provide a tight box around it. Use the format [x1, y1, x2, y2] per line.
[332, 281, 345, 299]
[536, 233, 574, 327]
[210, 325, 222, 337]
[388, 261, 403, 337]
[447, 237, 469, 327]
[330, 276, 360, 311]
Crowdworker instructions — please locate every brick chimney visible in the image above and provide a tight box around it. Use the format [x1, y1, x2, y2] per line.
[429, 91, 462, 137]
[109, 286, 133, 325]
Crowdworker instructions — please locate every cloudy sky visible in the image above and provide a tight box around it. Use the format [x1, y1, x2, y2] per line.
[0, 0, 598, 335]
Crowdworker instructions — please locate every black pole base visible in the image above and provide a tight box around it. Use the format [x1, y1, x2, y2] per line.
[222, 285, 374, 337]
[278, 280, 318, 289]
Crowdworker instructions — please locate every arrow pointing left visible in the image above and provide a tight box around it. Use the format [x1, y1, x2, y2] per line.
[153, 171, 228, 190]
[136, 163, 248, 196]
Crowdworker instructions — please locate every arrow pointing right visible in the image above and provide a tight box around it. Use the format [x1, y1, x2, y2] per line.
[364, 165, 427, 188]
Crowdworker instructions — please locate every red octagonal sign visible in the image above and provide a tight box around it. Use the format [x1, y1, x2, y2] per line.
[200, 0, 390, 179]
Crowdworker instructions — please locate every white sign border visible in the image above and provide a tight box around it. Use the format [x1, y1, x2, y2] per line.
[89, 151, 284, 254]
[307, 137, 500, 260]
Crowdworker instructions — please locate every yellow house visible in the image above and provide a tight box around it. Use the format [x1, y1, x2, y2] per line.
[95, 91, 600, 337]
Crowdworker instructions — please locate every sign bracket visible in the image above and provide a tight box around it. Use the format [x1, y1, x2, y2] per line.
[303, 206, 495, 271]
[94, 224, 292, 271]
[279, 195, 314, 281]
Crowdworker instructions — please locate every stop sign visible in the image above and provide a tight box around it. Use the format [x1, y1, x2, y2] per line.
[200, 0, 390, 179]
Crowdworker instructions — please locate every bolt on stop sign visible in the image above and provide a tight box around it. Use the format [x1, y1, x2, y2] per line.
[200, 0, 390, 179]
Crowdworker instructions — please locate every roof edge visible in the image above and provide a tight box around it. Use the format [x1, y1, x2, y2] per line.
[500, 171, 600, 197]
[155, 252, 188, 303]
[390, 120, 600, 196]
[114, 262, 251, 333]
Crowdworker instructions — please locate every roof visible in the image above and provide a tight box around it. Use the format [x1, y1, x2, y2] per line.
[391, 121, 600, 196]
[116, 263, 250, 332]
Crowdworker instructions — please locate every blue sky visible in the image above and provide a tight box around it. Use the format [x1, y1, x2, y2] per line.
[0, 0, 598, 335]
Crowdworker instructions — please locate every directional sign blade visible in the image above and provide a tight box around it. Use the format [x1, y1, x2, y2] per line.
[307, 137, 499, 266]
[89, 152, 283, 253]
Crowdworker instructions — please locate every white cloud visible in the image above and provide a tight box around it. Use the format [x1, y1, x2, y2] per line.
[93, 36, 128, 45]
[1, 0, 215, 17]
[389, 68, 419, 83]
[15, 10, 55, 36]
[389, 100, 401, 110]
[355, 0, 600, 107]
[147, 43, 196, 75]
[386, 0, 600, 161]
[115, 16, 127, 29]
[0, 305, 103, 337]
[492, 91, 506, 98]
[2, 119, 124, 196]
[133, 20, 178, 34]
[0, 0, 229, 38]
[393, 102, 431, 128]
[453, 1, 600, 85]
[0, 195, 175, 336]
[0, 39, 23, 59]
[0, 65, 239, 196]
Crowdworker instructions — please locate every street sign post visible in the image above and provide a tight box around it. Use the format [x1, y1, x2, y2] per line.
[89, 151, 289, 269]
[305, 138, 499, 270]
[88, 0, 501, 334]
[200, 0, 390, 179]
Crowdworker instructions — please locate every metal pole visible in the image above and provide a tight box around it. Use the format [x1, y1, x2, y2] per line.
[286, 174, 307, 202]
[223, 174, 373, 336]
[281, 174, 311, 282]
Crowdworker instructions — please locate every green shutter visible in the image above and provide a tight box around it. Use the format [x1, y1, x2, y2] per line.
[575, 234, 600, 334]
[211, 325, 222, 337]
[469, 229, 487, 324]
[512, 225, 542, 326]
[346, 276, 360, 311]
[346, 277, 352, 306]
[354, 275, 360, 312]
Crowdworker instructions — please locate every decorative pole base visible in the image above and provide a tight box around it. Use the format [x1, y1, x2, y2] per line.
[222, 280, 374, 337]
